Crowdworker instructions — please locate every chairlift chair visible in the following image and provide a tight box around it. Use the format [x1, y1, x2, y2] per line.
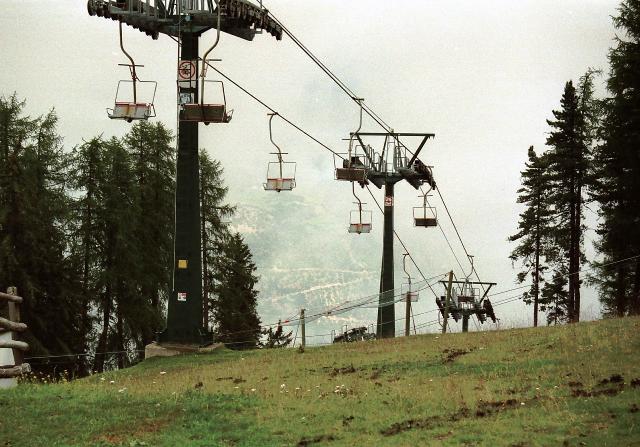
[483, 299, 497, 323]
[263, 113, 296, 192]
[180, 4, 233, 125]
[348, 209, 372, 234]
[336, 98, 367, 182]
[347, 183, 371, 234]
[413, 190, 437, 227]
[263, 161, 296, 192]
[107, 21, 157, 123]
[181, 80, 233, 124]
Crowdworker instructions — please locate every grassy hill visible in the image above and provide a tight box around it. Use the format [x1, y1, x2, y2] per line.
[2, 317, 640, 446]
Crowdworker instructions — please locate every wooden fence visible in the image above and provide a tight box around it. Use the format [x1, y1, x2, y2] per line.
[0, 287, 31, 380]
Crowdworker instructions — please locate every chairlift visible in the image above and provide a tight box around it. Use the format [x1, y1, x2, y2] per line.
[413, 188, 437, 227]
[263, 113, 296, 192]
[336, 98, 367, 182]
[180, 5, 233, 125]
[348, 183, 371, 234]
[107, 21, 157, 122]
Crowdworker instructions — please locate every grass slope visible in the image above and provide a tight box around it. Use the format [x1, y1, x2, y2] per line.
[2, 317, 640, 446]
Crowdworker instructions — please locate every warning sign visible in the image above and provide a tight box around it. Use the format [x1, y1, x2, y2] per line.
[178, 60, 196, 81]
[177, 292, 187, 302]
[384, 196, 393, 207]
[178, 60, 197, 89]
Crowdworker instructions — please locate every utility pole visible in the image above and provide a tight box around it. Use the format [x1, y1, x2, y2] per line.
[403, 253, 412, 337]
[442, 271, 454, 334]
[300, 308, 306, 349]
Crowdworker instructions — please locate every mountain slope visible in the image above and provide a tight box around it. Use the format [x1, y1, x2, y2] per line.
[2, 317, 640, 446]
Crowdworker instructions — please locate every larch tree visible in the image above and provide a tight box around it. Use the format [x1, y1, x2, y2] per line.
[211, 233, 261, 350]
[591, 0, 640, 316]
[0, 94, 83, 371]
[124, 122, 175, 347]
[544, 75, 596, 323]
[509, 146, 552, 326]
[199, 150, 235, 332]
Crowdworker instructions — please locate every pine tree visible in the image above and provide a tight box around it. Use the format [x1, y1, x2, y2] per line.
[199, 151, 235, 332]
[93, 137, 140, 371]
[68, 136, 107, 369]
[544, 77, 595, 323]
[212, 233, 261, 350]
[0, 94, 84, 371]
[542, 269, 569, 325]
[261, 321, 293, 348]
[591, 0, 640, 315]
[124, 122, 175, 346]
[509, 146, 552, 326]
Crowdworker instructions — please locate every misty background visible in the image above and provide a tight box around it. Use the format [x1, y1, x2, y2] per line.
[0, 0, 620, 341]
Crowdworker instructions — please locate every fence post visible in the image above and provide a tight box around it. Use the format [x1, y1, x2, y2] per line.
[300, 308, 305, 349]
[0, 287, 30, 387]
[442, 271, 454, 334]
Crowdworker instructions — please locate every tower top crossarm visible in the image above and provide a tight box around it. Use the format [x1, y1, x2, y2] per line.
[352, 131, 436, 190]
[88, 0, 283, 40]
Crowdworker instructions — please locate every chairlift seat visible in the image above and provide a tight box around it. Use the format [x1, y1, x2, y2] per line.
[181, 104, 232, 124]
[263, 178, 295, 192]
[407, 291, 419, 302]
[457, 295, 475, 304]
[336, 167, 366, 182]
[348, 223, 372, 234]
[108, 102, 154, 122]
[414, 217, 438, 227]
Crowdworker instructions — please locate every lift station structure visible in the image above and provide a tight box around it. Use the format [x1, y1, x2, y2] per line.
[89, 0, 282, 345]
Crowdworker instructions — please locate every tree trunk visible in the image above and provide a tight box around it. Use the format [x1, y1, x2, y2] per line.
[630, 257, 640, 315]
[534, 197, 541, 327]
[201, 171, 209, 331]
[615, 266, 627, 317]
[116, 285, 125, 370]
[93, 284, 112, 373]
[573, 181, 582, 322]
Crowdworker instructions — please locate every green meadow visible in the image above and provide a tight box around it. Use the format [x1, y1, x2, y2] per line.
[2, 317, 640, 446]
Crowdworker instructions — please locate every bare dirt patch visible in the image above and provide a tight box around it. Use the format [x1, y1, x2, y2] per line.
[328, 365, 357, 377]
[441, 348, 474, 363]
[296, 434, 336, 446]
[475, 399, 519, 417]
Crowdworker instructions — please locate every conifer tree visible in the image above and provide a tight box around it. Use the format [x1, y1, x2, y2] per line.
[68, 137, 107, 365]
[0, 94, 83, 368]
[509, 146, 552, 326]
[591, 0, 640, 315]
[93, 137, 139, 371]
[199, 151, 235, 332]
[124, 122, 175, 345]
[261, 321, 293, 348]
[212, 233, 261, 349]
[544, 77, 595, 323]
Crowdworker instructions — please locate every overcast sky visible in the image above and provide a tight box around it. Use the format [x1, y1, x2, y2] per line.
[0, 0, 622, 330]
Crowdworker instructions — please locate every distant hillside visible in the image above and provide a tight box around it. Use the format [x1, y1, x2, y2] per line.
[231, 191, 383, 334]
[3, 316, 639, 446]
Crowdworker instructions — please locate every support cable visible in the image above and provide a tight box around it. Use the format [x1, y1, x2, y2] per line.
[204, 62, 344, 160]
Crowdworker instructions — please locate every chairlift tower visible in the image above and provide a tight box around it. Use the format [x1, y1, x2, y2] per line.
[347, 131, 436, 338]
[88, 0, 282, 345]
